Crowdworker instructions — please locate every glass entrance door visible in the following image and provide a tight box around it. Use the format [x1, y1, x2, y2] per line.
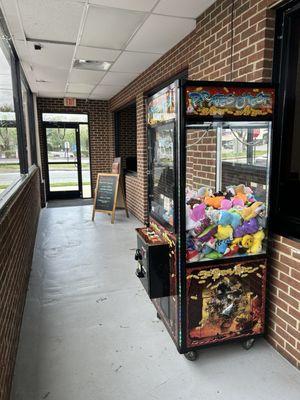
[45, 124, 82, 199]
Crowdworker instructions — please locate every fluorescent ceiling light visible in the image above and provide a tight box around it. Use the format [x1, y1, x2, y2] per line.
[73, 59, 111, 71]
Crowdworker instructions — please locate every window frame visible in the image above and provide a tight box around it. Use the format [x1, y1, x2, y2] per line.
[0, 8, 37, 202]
[271, 0, 300, 240]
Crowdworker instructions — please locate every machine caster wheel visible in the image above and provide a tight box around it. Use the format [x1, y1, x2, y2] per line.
[157, 312, 161, 320]
[184, 351, 198, 361]
[242, 338, 255, 350]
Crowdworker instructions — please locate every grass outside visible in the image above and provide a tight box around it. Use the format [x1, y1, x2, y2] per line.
[0, 182, 90, 190]
[222, 150, 266, 159]
[50, 182, 90, 187]
[0, 163, 90, 172]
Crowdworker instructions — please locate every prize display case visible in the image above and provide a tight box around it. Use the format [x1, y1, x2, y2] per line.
[135, 80, 274, 360]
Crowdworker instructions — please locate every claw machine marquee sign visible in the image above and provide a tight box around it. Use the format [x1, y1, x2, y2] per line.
[147, 82, 177, 126]
[185, 85, 274, 118]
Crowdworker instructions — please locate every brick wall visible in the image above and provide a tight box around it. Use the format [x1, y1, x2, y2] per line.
[109, 0, 275, 222]
[186, 130, 216, 190]
[118, 103, 137, 171]
[0, 168, 40, 400]
[36, 98, 113, 193]
[268, 235, 300, 368]
[107, 0, 300, 369]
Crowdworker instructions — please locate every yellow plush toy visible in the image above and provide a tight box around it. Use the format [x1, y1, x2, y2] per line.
[241, 201, 264, 221]
[248, 230, 265, 254]
[241, 234, 254, 248]
[215, 225, 233, 240]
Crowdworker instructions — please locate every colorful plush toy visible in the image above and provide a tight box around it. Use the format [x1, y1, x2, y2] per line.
[206, 251, 223, 259]
[186, 205, 198, 231]
[186, 249, 199, 262]
[204, 196, 224, 209]
[220, 198, 232, 210]
[215, 225, 233, 240]
[248, 230, 265, 254]
[232, 196, 244, 207]
[219, 210, 241, 230]
[235, 192, 247, 203]
[189, 217, 211, 237]
[241, 234, 254, 249]
[225, 243, 240, 257]
[202, 237, 216, 255]
[234, 217, 259, 237]
[186, 198, 202, 209]
[240, 201, 264, 221]
[190, 202, 206, 222]
[198, 187, 211, 198]
[206, 209, 220, 225]
[198, 225, 218, 243]
[215, 239, 231, 254]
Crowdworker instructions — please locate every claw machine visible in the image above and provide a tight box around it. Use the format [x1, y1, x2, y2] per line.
[135, 80, 274, 360]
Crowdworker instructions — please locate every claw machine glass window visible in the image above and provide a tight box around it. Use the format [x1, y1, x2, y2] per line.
[185, 85, 273, 264]
[147, 82, 177, 231]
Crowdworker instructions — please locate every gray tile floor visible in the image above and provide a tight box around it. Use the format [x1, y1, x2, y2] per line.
[12, 205, 300, 400]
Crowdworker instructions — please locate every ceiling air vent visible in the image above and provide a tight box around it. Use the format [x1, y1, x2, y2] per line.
[73, 59, 111, 71]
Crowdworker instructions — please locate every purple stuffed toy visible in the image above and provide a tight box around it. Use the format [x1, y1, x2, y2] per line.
[190, 202, 206, 222]
[234, 218, 259, 237]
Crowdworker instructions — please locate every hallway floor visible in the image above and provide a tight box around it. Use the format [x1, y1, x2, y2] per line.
[12, 205, 300, 400]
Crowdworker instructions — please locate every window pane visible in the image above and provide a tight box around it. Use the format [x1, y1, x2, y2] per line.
[185, 121, 271, 263]
[80, 124, 91, 198]
[221, 122, 270, 203]
[149, 122, 175, 228]
[42, 113, 88, 123]
[0, 42, 20, 193]
[46, 127, 77, 163]
[279, 16, 300, 222]
[48, 163, 79, 192]
[21, 81, 32, 166]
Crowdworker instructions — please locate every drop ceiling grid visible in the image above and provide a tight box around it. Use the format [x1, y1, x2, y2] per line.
[0, 0, 216, 99]
[85, 0, 161, 97]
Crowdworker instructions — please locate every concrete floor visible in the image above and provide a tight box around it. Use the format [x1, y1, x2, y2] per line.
[12, 204, 300, 400]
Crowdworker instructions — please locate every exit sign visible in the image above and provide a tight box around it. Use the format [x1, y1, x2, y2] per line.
[64, 97, 76, 107]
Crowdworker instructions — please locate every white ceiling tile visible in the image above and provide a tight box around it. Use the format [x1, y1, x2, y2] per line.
[126, 14, 196, 53]
[153, 0, 215, 18]
[33, 66, 69, 83]
[38, 92, 66, 98]
[67, 83, 94, 94]
[37, 82, 66, 92]
[89, 93, 111, 100]
[100, 71, 138, 86]
[69, 69, 106, 84]
[110, 51, 160, 73]
[92, 84, 124, 95]
[76, 46, 121, 62]
[87, 0, 157, 12]
[18, 0, 84, 42]
[0, 1, 25, 41]
[91, 84, 125, 99]
[15, 40, 75, 70]
[63, 92, 90, 99]
[80, 6, 146, 49]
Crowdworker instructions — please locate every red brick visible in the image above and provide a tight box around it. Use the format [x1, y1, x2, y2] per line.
[275, 325, 296, 347]
[0, 169, 40, 400]
[278, 290, 299, 310]
[277, 309, 298, 328]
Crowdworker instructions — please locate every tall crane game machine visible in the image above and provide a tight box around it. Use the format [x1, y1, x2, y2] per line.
[135, 80, 274, 360]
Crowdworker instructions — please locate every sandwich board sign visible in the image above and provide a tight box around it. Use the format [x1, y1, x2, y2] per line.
[92, 173, 128, 223]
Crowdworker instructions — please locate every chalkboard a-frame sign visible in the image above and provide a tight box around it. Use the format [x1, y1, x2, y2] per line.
[92, 173, 128, 223]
